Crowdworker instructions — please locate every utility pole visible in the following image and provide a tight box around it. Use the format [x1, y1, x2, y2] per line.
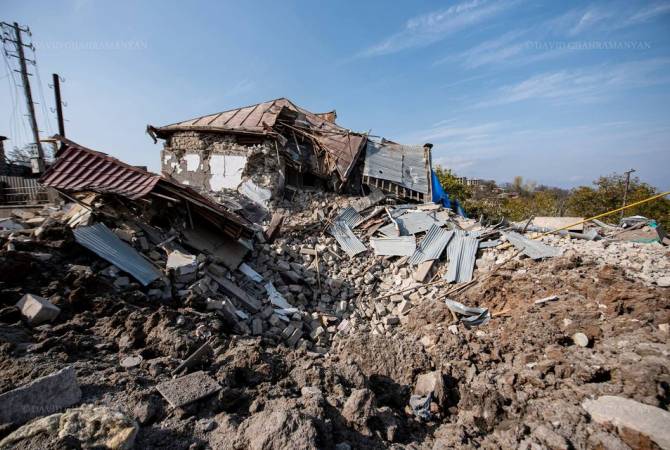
[52, 73, 65, 137]
[8, 22, 44, 171]
[621, 168, 636, 220]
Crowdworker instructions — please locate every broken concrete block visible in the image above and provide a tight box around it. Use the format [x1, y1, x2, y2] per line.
[252, 318, 263, 335]
[582, 396, 670, 449]
[156, 371, 221, 408]
[383, 316, 399, 326]
[286, 328, 303, 347]
[0, 366, 82, 424]
[281, 324, 296, 340]
[397, 300, 412, 315]
[166, 250, 197, 277]
[16, 293, 60, 325]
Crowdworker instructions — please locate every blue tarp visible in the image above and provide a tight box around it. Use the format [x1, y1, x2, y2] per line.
[431, 170, 466, 217]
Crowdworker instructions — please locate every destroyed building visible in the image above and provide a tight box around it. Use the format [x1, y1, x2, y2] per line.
[147, 98, 434, 206]
[1, 99, 668, 449]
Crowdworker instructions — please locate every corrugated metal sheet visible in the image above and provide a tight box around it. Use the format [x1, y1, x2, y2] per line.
[503, 231, 560, 260]
[41, 143, 160, 200]
[370, 236, 416, 256]
[362, 141, 429, 194]
[479, 239, 501, 249]
[154, 98, 367, 182]
[444, 299, 490, 327]
[379, 210, 445, 236]
[329, 222, 366, 257]
[444, 235, 479, 283]
[409, 225, 453, 265]
[334, 207, 364, 229]
[73, 223, 161, 286]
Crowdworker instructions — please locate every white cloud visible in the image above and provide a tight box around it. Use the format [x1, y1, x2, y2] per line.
[476, 58, 670, 107]
[359, 0, 516, 57]
[625, 2, 670, 25]
[552, 2, 670, 36]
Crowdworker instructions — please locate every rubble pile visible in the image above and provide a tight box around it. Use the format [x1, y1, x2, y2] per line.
[1, 144, 669, 448]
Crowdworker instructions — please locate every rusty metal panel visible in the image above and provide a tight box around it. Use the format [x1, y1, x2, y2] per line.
[41, 137, 255, 240]
[40, 144, 160, 199]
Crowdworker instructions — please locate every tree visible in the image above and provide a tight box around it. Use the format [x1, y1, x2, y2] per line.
[433, 166, 471, 203]
[7, 143, 53, 164]
[566, 174, 670, 228]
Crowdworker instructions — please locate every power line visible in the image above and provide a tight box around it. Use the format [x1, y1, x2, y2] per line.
[0, 21, 46, 169]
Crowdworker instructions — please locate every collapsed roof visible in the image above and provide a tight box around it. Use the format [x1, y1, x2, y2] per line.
[147, 98, 368, 183]
[39, 136, 254, 240]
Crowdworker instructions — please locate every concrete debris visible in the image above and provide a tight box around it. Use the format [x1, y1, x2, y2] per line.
[0, 366, 81, 425]
[166, 250, 198, 280]
[15, 293, 60, 325]
[582, 396, 670, 449]
[156, 371, 221, 408]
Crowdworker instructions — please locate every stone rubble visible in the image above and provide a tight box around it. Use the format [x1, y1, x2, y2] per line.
[0, 192, 668, 449]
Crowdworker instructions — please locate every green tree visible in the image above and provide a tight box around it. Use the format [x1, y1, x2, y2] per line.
[566, 174, 670, 228]
[433, 166, 471, 203]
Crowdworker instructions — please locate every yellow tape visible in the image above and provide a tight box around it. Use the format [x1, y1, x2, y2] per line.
[537, 190, 670, 238]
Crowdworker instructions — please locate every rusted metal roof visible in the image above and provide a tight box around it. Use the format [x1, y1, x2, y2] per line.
[40, 137, 255, 239]
[41, 139, 160, 199]
[152, 98, 367, 182]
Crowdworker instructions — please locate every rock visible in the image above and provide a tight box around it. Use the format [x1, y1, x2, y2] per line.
[133, 396, 162, 425]
[657, 276, 670, 287]
[0, 404, 138, 449]
[414, 371, 445, 407]
[113, 276, 131, 289]
[532, 424, 570, 449]
[15, 293, 60, 325]
[0, 366, 81, 425]
[582, 395, 670, 449]
[572, 332, 589, 347]
[342, 388, 376, 433]
[120, 355, 143, 369]
[659, 323, 669, 334]
[233, 401, 319, 450]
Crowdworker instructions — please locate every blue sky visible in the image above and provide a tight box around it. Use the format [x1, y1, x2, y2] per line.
[2, 0, 669, 189]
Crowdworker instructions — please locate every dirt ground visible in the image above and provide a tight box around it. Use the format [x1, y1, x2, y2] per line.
[1, 219, 669, 450]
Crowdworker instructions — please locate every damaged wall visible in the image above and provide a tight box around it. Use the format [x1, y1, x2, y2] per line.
[161, 131, 285, 204]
